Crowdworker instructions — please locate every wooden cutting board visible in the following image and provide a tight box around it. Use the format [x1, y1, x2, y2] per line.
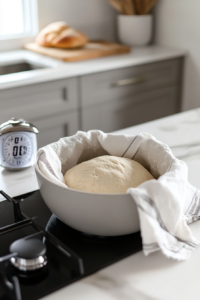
[24, 41, 130, 62]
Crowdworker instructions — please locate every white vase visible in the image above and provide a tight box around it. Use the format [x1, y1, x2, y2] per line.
[117, 15, 153, 46]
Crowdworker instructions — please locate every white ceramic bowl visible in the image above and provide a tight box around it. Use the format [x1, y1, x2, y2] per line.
[35, 164, 140, 236]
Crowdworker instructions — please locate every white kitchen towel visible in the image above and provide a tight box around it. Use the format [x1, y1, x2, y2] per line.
[37, 130, 200, 260]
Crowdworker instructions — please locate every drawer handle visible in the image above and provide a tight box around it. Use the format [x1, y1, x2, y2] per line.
[63, 88, 67, 100]
[112, 76, 146, 87]
[64, 123, 68, 136]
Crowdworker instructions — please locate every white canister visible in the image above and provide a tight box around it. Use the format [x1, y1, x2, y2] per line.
[117, 14, 153, 46]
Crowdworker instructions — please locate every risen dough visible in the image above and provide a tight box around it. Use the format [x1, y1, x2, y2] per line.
[64, 155, 154, 194]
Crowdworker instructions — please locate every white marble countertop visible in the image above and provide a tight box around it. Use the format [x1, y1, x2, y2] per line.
[1, 108, 200, 300]
[0, 45, 186, 90]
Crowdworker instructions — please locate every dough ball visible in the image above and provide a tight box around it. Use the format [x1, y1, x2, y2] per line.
[64, 155, 154, 194]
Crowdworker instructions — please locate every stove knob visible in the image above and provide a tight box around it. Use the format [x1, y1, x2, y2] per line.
[9, 238, 47, 271]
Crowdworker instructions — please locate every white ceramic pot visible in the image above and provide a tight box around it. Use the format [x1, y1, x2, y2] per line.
[117, 15, 153, 46]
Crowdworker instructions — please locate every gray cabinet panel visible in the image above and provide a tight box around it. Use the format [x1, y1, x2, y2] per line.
[82, 86, 178, 132]
[0, 78, 78, 122]
[80, 59, 181, 107]
[33, 111, 79, 148]
[0, 57, 183, 145]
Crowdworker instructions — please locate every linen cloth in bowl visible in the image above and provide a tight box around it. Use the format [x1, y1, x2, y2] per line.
[37, 130, 200, 260]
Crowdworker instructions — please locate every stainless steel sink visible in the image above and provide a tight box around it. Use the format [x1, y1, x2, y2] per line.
[0, 62, 47, 76]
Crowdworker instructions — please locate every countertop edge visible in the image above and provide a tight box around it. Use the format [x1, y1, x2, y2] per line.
[0, 45, 186, 90]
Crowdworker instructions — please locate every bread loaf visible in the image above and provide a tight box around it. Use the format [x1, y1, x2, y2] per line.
[64, 155, 154, 194]
[35, 21, 88, 48]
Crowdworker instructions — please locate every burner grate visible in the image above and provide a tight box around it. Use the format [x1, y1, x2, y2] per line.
[0, 190, 84, 300]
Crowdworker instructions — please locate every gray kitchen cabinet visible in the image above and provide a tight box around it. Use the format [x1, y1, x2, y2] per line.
[0, 77, 78, 123]
[0, 77, 79, 148]
[34, 111, 79, 148]
[82, 86, 178, 132]
[0, 57, 183, 146]
[80, 58, 183, 132]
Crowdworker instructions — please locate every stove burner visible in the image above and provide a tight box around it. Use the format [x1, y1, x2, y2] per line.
[10, 238, 47, 271]
[0, 189, 142, 300]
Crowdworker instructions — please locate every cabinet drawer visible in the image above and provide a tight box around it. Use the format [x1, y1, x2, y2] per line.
[82, 86, 178, 132]
[0, 78, 78, 122]
[34, 111, 79, 148]
[80, 58, 181, 107]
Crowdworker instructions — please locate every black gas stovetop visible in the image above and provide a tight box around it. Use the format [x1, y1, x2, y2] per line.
[0, 190, 142, 300]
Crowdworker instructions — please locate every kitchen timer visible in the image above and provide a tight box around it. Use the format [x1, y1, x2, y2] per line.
[0, 118, 39, 170]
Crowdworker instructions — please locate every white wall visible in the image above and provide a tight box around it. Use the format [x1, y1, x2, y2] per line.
[154, 0, 200, 111]
[37, 0, 117, 42]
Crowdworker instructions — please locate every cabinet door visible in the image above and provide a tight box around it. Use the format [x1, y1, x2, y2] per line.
[0, 78, 78, 123]
[82, 86, 178, 133]
[33, 111, 79, 148]
[80, 59, 181, 108]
